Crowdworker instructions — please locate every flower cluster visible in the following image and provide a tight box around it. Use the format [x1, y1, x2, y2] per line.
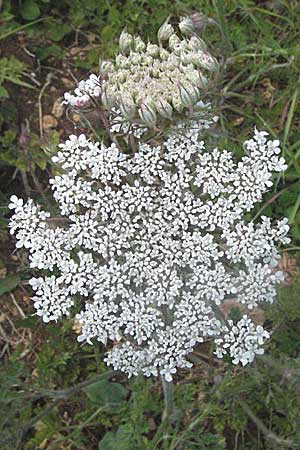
[9, 127, 289, 381]
[63, 74, 101, 108]
[63, 16, 219, 131]
[215, 315, 270, 366]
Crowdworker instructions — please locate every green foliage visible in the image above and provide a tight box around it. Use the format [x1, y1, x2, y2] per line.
[0, 56, 33, 96]
[0, 273, 19, 295]
[84, 379, 128, 407]
[0, 129, 59, 172]
[98, 424, 135, 450]
[20, 0, 41, 20]
[0, 360, 32, 450]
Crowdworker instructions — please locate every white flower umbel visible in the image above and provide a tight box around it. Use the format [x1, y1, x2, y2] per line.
[9, 128, 289, 381]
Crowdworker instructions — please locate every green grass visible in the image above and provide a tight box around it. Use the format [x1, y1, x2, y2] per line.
[1, 1, 300, 449]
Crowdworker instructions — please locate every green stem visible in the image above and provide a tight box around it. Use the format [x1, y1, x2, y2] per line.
[149, 377, 175, 449]
[0, 18, 44, 41]
[212, 0, 232, 57]
[161, 376, 175, 422]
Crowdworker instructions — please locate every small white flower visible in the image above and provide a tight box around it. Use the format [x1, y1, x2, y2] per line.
[9, 195, 23, 210]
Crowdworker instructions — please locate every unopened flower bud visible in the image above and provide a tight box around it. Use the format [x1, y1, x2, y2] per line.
[189, 35, 207, 51]
[187, 69, 208, 88]
[150, 67, 160, 77]
[138, 103, 157, 127]
[156, 99, 173, 119]
[169, 34, 181, 51]
[180, 50, 193, 65]
[119, 29, 133, 54]
[179, 82, 200, 107]
[99, 60, 114, 75]
[192, 51, 219, 72]
[115, 54, 130, 69]
[168, 54, 180, 67]
[129, 51, 142, 65]
[146, 43, 160, 57]
[116, 70, 127, 83]
[134, 36, 146, 52]
[180, 39, 190, 52]
[159, 48, 170, 60]
[143, 55, 153, 66]
[119, 96, 136, 120]
[157, 21, 174, 42]
[190, 12, 211, 33]
[179, 16, 195, 35]
[198, 72, 209, 88]
[172, 95, 183, 112]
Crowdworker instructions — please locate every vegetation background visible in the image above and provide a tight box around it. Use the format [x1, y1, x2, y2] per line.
[0, 1, 300, 449]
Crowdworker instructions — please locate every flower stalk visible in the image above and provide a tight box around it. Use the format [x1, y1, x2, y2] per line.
[161, 376, 175, 422]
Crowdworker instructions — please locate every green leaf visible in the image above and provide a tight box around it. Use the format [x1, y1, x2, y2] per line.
[0, 274, 19, 296]
[0, 130, 16, 147]
[0, 13, 15, 22]
[98, 432, 116, 450]
[20, 0, 41, 21]
[34, 45, 64, 61]
[85, 379, 128, 406]
[5, 75, 35, 89]
[15, 316, 39, 329]
[48, 21, 72, 42]
[100, 25, 114, 41]
[98, 425, 134, 450]
[0, 85, 9, 98]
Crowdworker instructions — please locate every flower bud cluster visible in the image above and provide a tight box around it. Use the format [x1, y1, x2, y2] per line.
[63, 17, 219, 131]
[103, 24, 218, 128]
[9, 127, 289, 381]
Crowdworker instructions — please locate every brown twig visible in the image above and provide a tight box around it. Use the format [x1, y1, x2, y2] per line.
[129, 134, 137, 154]
[20, 170, 31, 197]
[278, 99, 290, 132]
[31, 170, 51, 210]
[38, 73, 54, 139]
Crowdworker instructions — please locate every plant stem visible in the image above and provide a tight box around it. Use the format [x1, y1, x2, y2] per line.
[0, 18, 44, 41]
[150, 378, 175, 448]
[161, 376, 175, 422]
[20, 170, 31, 197]
[239, 401, 294, 448]
[28, 369, 118, 401]
[212, 0, 232, 57]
